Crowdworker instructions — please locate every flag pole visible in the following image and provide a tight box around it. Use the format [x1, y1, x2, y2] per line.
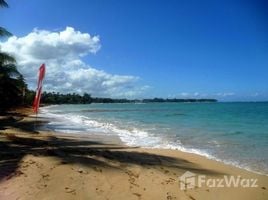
[35, 111, 37, 131]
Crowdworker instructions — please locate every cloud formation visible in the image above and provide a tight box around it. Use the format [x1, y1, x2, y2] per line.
[0, 27, 145, 98]
[216, 92, 235, 97]
[176, 92, 236, 99]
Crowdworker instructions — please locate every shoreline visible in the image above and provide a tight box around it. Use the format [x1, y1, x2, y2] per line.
[0, 107, 267, 199]
[40, 105, 268, 176]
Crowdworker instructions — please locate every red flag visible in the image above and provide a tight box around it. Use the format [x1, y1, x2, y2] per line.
[33, 64, 46, 113]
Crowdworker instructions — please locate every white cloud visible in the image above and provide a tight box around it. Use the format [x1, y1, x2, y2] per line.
[176, 92, 237, 99]
[0, 27, 147, 98]
[180, 92, 189, 97]
[178, 92, 203, 98]
[216, 92, 235, 97]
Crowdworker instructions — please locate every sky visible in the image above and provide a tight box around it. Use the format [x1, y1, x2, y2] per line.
[0, 0, 268, 101]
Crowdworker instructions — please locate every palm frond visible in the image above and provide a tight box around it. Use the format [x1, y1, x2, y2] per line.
[0, 63, 20, 77]
[0, 52, 16, 64]
[0, 0, 8, 7]
[0, 27, 12, 37]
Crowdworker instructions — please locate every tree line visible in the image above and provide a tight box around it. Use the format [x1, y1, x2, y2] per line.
[24, 91, 217, 105]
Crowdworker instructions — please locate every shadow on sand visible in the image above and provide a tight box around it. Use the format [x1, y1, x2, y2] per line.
[0, 112, 224, 181]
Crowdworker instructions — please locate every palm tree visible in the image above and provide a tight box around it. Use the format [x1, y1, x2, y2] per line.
[0, 50, 26, 110]
[0, 1, 11, 37]
[0, 27, 12, 37]
[0, 1, 13, 64]
[0, 0, 8, 7]
[0, 51, 26, 110]
[0, 52, 16, 63]
[0, 57, 23, 109]
[0, 0, 27, 111]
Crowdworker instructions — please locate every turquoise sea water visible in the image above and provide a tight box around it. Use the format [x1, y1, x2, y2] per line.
[41, 102, 268, 175]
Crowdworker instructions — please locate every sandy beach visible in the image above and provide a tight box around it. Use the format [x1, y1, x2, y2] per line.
[0, 107, 267, 200]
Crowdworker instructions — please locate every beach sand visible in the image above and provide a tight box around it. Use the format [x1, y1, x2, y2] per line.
[0, 108, 267, 200]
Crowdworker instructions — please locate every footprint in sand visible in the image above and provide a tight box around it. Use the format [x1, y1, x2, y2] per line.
[161, 178, 176, 185]
[77, 168, 88, 174]
[95, 187, 104, 195]
[65, 187, 76, 195]
[21, 162, 29, 169]
[160, 167, 170, 174]
[126, 170, 139, 178]
[166, 192, 177, 200]
[41, 173, 50, 180]
[28, 160, 36, 165]
[37, 174, 50, 189]
[164, 170, 170, 174]
[126, 170, 140, 188]
[132, 192, 142, 200]
[187, 195, 196, 200]
[93, 167, 102, 173]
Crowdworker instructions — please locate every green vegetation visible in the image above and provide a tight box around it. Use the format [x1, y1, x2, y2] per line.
[34, 91, 93, 104]
[24, 90, 217, 105]
[0, 0, 27, 112]
[0, 0, 8, 8]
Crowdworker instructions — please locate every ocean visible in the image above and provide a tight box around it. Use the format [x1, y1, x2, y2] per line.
[40, 102, 268, 175]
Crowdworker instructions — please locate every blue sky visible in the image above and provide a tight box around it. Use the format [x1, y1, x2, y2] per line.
[1, 0, 268, 101]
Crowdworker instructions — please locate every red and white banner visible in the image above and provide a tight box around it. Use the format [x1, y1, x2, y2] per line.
[33, 63, 46, 113]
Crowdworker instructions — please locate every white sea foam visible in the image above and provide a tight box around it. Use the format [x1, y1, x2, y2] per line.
[40, 107, 218, 160]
